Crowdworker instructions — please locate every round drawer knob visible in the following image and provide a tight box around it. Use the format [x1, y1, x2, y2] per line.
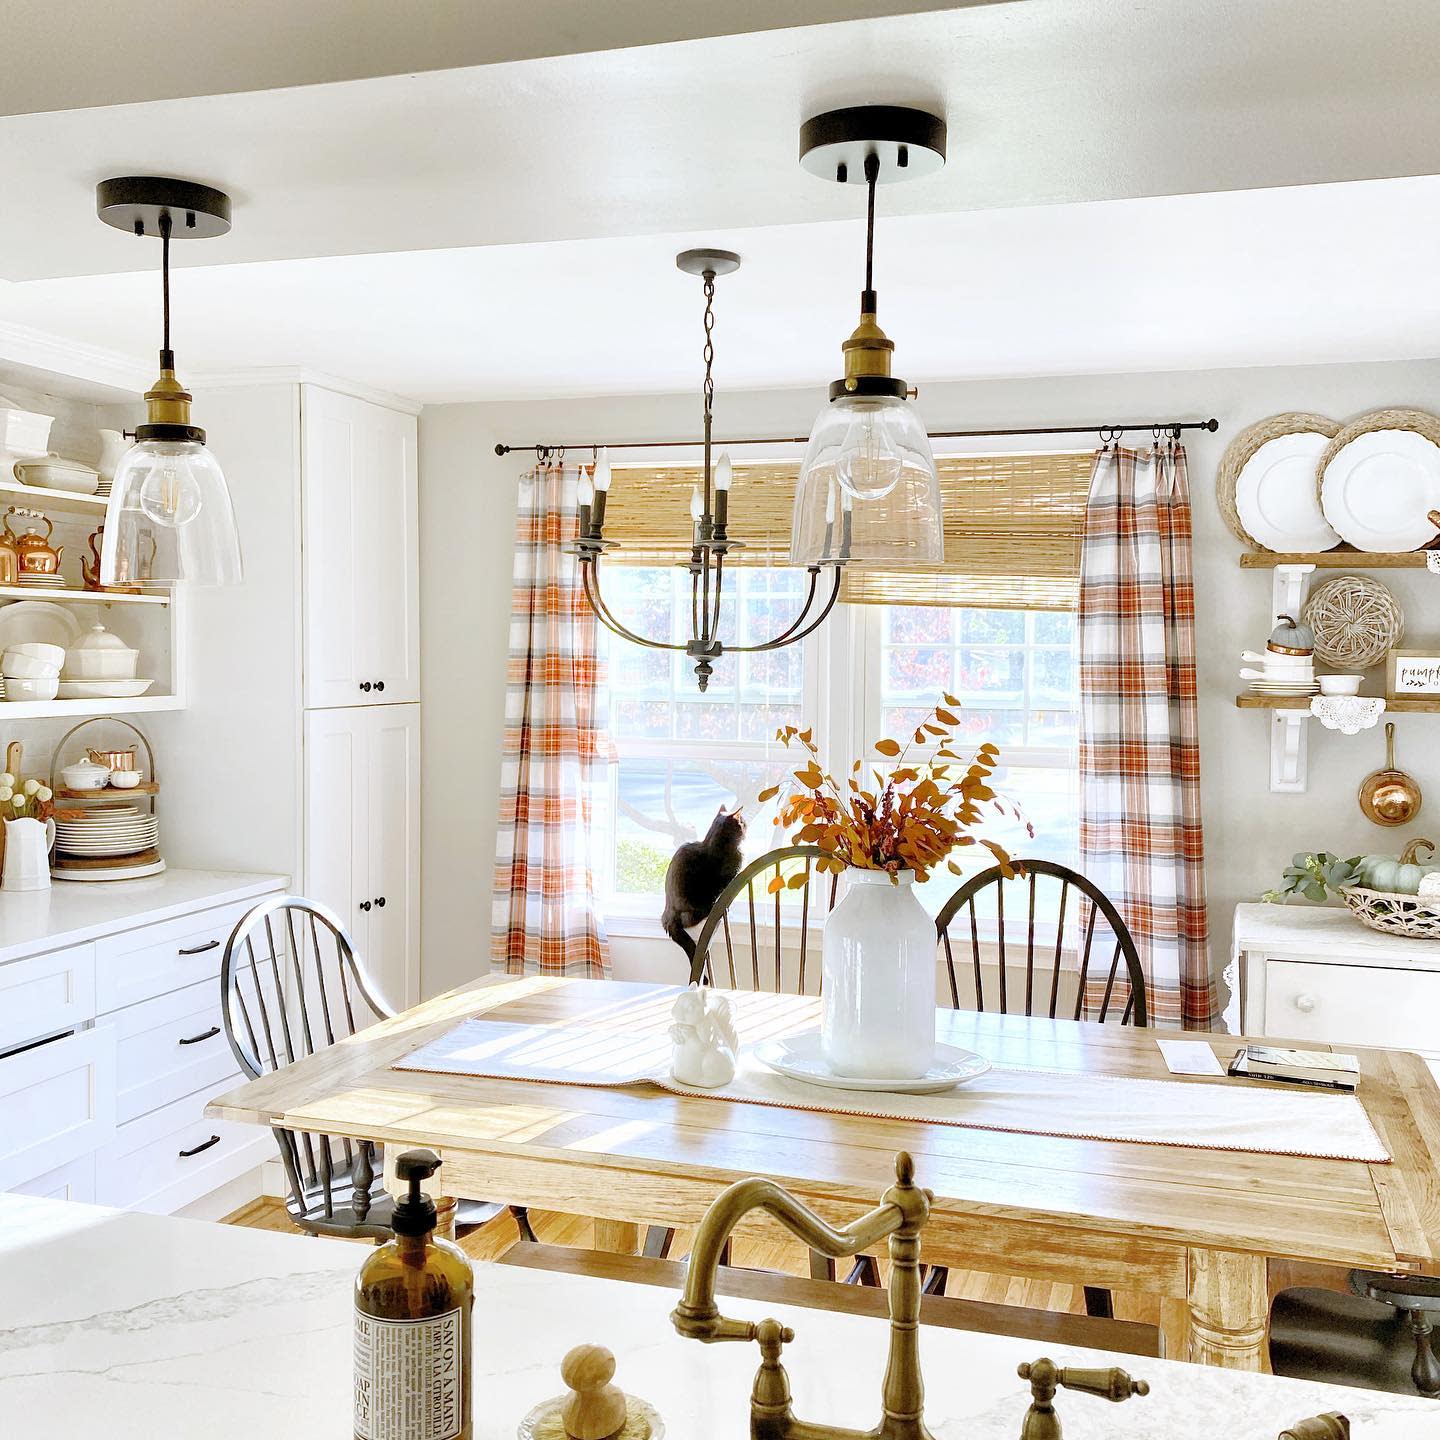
[1293, 993, 1316, 1013]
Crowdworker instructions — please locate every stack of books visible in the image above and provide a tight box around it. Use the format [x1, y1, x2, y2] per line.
[1227, 1045, 1360, 1091]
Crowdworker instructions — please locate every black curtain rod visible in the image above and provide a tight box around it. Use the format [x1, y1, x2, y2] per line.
[494, 418, 1219, 457]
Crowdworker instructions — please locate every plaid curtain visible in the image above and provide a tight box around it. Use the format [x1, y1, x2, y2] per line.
[491, 463, 612, 977]
[1078, 442, 1214, 1029]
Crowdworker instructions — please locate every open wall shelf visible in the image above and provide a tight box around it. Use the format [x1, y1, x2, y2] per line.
[0, 480, 108, 519]
[0, 586, 168, 606]
[1239, 548, 1436, 569]
[1236, 695, 1440, 713]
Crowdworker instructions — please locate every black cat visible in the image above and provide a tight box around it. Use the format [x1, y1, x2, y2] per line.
[660, 806, 746, 964]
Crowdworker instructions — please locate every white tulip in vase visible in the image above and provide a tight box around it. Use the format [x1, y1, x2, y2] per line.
[760, 699, 1028, 1083]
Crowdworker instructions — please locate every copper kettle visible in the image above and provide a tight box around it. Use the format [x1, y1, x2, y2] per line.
[4, 507, 63, 576]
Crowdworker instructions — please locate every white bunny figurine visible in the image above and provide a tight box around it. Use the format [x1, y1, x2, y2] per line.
[669, 985, 739, 1088]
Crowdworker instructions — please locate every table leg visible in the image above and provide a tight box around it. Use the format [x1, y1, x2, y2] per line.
[1187, 1248, 1267, 1369]
[593, 1219, 640, 1255]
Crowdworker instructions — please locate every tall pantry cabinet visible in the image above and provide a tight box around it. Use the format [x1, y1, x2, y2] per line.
[300, 385, 420, 1009]
[158, 377, 421, 1005]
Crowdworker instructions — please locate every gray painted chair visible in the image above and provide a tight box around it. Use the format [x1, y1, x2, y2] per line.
[219, 894, 522, 1240]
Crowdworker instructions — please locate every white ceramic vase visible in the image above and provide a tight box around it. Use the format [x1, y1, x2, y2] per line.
[820, 869, 937, 1079]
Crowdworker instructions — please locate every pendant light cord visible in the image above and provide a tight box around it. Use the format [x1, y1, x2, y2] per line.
[862, 150, 879, 311]
[159, 210, 173, 364]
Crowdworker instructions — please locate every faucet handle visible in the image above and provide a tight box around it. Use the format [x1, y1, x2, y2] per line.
[1019, 1356, 1149, 1403]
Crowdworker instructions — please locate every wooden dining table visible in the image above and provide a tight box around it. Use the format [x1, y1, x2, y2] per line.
[208, 974, 1440, 1371]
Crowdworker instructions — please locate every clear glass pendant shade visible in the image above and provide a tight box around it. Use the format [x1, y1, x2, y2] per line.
[790, 394, 943, 566]
[100, 438, 243, 587]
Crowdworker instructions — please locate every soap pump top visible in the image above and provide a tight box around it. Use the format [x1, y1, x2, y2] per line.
[392, 1148, 441, 1237]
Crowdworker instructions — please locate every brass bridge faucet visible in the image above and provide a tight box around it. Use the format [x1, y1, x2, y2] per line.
[671, 1150, 935, 1440]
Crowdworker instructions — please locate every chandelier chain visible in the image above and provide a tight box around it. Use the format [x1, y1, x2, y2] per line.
[702, 271, 716, 425]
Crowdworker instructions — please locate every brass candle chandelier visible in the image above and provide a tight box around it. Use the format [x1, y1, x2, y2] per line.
[568, 249, 843, 692]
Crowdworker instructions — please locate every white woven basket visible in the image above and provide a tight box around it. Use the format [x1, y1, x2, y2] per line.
[1341, 885, 1440, 940]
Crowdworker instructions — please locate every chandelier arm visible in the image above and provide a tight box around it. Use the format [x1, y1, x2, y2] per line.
[582, 559, 688, 652]
[728, 566, 843, 653]
[728, 564, 821, 651]
[690, 561, 701, 644]
[710, 551, 726, 645]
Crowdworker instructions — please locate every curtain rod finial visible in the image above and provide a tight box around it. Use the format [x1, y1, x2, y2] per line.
[495, 443, 510, 456]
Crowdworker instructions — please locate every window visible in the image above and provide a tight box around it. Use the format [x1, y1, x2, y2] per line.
[860, 604, 1079, 917]
[594, 533, 1082, 930]
[596, 565, 819, 910]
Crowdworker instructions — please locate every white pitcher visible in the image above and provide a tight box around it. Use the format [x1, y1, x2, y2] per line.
[98, 429, 128, 483]
[2, 816, 55, 892]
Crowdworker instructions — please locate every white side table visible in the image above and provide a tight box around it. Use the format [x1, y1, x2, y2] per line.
[1228, 902, 1440, 1061]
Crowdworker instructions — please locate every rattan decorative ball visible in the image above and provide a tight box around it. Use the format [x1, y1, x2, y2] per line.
[1300, 575, 1405, 670]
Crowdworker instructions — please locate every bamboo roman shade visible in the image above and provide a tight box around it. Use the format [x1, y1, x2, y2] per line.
[600, 450, 1095, 610]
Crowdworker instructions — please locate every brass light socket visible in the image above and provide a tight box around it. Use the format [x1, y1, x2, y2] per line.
[144, 366, 193, 428]
[841, 310, 895, 386]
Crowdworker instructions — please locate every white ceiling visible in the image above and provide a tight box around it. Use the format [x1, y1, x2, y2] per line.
[2, 0, 1439, 403]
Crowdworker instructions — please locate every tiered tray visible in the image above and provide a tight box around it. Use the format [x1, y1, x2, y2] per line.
[49, 718, 165, 881]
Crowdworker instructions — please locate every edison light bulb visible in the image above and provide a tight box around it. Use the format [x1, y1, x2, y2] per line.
[139, 451, 203, 526]
[834, 398, 905, 500]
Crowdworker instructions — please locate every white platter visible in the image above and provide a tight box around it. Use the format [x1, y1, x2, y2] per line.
[1320, 429, 1440, 552]
[12, 456, 99, 494]
[56, 679, 155, 699]
[0, 601, 82, 654]
[752, 1033, 991, 1094]
[1234, 432, 1340, 552]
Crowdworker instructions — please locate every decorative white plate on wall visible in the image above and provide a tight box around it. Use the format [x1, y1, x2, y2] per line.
[1320, 429, 1440, 552]
[752, 1033, 991, 1094]
[1234, 432, 1340, 552]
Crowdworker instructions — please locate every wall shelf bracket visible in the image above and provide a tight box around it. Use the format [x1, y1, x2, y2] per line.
[1271, 562, 1316, 623]
[1269, 709, 1311, 794]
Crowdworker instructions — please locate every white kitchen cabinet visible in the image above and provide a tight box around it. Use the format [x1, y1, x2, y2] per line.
[304, 703, 419, 1009]
[0, 871, 284, 1208]
[302, 385, 419, 708]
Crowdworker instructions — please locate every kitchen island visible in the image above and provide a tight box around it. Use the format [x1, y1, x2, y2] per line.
[0, 1194, 1433, 1438]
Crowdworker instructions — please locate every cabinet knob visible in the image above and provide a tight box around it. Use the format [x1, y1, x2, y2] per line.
[375, 896, 386, 908]
[375, 680, 385, 693]
[359, 900, 372, 912]
[1293, 993, 1316, 1013]
[360, 681, 372, 693]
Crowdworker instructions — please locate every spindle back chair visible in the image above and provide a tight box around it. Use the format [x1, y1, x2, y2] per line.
[687, 845, 840, 993]
[219, 895, 521, 1242]
[933, 859, 1148, 1027]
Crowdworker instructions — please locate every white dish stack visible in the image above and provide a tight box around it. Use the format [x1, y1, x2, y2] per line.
[1240, 613, 1319, 699]
[48, 719, 165, 882]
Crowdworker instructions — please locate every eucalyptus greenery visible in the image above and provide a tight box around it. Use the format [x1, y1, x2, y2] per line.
[1263, 851, 1362, 905]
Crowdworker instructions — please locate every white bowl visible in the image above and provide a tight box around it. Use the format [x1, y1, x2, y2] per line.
[8, 641, 65, 667]
[4, 673, 58, 701]
[1261, 649, 1313, 668]
[1318, 675, 1364, 696]
[1, 651, 60, 679]
[60, 761, 111, 790]
[63, 648, 140, 681]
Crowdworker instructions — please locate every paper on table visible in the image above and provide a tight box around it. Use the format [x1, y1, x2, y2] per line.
[395, 1018, 670, 1087]
[1156, 1038, 1226, 1077]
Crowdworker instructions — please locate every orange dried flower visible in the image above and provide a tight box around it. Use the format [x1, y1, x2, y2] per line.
[757, 694, 1031, 886]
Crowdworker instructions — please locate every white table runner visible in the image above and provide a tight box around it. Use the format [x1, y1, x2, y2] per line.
[394, 1015, 1390, 1163]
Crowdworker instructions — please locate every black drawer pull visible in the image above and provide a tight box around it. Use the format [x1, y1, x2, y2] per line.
[178, 1025, 221, 1046]
[375, 680, 385, 692]
[178, 940, 220, 956]
[179, 1134, 221, 1158]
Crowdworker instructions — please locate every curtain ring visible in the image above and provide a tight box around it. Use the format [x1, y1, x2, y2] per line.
[555, 445, 566, 466]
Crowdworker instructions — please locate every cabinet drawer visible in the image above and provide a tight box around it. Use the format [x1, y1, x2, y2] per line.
[12, 1153, 96, 1203]
[0, 943, 95, 1051]
[1263, 960, 1440, 1053]
[97, 978, 236, 1124]
[95, 899, 263, 1014]
[0, 1028, 116, 1190]
[95, 1074, 271, 1214]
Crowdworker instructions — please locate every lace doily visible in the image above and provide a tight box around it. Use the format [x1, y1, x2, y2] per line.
[1310, 695, 1387, 733]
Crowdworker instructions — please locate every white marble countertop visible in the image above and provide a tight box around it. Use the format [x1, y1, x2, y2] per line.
[0, 867, 285, 964]
[0, 1194, 1434, 1438]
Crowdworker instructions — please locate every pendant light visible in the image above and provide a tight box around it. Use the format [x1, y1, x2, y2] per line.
[791, 107, 946, 569]
[569, 250, 842, 691]
[96, 177, 243, 587]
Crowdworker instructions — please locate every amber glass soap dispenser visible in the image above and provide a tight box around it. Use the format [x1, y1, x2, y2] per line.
[354, 1149, 473, 1440]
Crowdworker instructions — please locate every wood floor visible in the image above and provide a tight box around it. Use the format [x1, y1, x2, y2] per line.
[223, 1197, 1157, 1325]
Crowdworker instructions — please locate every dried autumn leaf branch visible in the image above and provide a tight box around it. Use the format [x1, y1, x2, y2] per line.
[757, 697, 1033, 888]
